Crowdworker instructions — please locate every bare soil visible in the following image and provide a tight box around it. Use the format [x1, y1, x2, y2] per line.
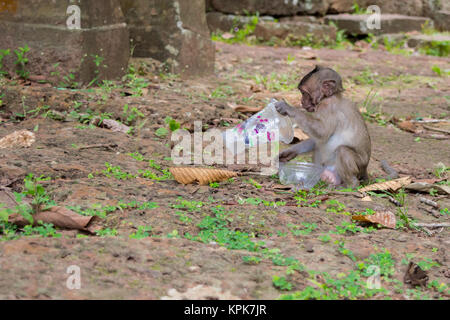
[0, 42, 449, 300]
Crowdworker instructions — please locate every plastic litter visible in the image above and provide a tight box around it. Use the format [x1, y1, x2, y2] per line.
[278, 161, 324, 190]
[223, 99, 294, 155]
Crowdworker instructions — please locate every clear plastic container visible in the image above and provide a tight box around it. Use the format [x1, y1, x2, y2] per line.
[279, 162, 324, 190]
[224, 99, 294, 155]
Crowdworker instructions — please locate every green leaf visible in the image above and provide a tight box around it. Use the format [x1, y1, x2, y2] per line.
[155, 127, 169, 138]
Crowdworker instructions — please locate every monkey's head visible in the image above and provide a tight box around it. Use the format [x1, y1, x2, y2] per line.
[298, 65, 344, 112]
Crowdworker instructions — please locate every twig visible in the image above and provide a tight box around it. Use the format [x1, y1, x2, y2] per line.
[423, 125, 450, 135]
[411, 119, 449, 124]
[421, 227, 433, 236]
[418, 205, 441, 218]
[388, 196, 402, 207]
[419, 197, 439, 209]
[78, 143, 118, 150]
[327, 191, 364, 198]
[413, 223, 450, 228]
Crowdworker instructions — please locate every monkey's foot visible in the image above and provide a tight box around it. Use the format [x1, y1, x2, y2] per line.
[320, 169, 341, 186]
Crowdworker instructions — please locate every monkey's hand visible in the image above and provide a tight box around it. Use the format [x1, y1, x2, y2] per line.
[275, 101, 295, 117]
[279, 148, 299, 162]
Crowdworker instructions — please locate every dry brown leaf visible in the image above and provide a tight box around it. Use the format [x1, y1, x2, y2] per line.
[101, 119, 131, 134]
[397, 121, 421, 133]
[361, 196, 373, 202]
[297, 52, 317, 60]
[250, 84, 264, 93]
[294, 128, 309, 141]
[9, 206, 95, 231]
[227, 102, 264, 113]
[0, 130, 35, 149]
[352, 211, 396, 229]
[359, 176, 411, 193]
[405, 182, 450, 195]
[170, 167, 238, 185]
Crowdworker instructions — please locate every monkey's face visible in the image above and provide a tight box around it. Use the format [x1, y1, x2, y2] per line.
[299, 87, 317, 112]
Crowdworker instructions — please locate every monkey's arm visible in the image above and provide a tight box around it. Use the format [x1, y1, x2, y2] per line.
[275, 101, 331, 140]
[279, 139, 315, 162]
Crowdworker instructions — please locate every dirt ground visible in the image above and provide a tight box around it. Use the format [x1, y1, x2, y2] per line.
[0, 42, 449, 300]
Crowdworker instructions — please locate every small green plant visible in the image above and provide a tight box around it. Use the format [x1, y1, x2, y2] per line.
[433, 162, 449, 178]
[210, 85, 235, 99]
[129, 225, 152, 239]
[155, 127, 169, 138]
[431, 65, 450, 77]
[288, 222, 317, 236]
[212, 15, 259, 44]
[242, 255, 262, 265]
[122, 104, 145, 125]
[102, 163, 137, 180]
[3, 174, 55, 224]
[23, 222, 61, 238]
[325, 199, 347, 214]
[164, 116, 181, 132]
[273, 275, 293, 291]
[87, 54, 105, 87]
[96, 228, 118, 237]
[352, 2, 369, 14]
[0, 49, 11, 76]
[14, 45, 30, 79]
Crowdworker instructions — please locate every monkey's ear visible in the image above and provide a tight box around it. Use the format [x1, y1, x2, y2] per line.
[322, 80, 337, 97]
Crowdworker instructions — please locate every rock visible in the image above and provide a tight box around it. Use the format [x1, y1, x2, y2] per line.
[324, 14, 433, 35]
[407, 34, 450, 48]
[279, 16, 320, 24]
[0, 0, 129, 85]
[254, 21, 337, 44]
[119, 0, 215, 77]
[433, 11, 450, 31]
[206, 12, 275, 33]
[210, 0, 329, 16]
[328, 0, 355, 13]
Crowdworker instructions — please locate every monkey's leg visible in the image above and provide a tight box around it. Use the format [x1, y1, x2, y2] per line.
[279, 139, 315, 162]
[334, 146, 362, 188]
[320, 166, 341, 185]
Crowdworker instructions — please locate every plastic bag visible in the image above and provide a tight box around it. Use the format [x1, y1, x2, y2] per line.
[279, 162, 324, 190]
[224, 99, 294, 155]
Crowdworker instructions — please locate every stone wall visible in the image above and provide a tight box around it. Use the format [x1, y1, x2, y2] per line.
[0, 0, 130, 85]
[119, 0, 215, 77]
[207, 0, 446, 18]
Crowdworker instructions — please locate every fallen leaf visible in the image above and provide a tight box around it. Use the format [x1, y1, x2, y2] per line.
[359, 176, 411, 193]
[361, 196, 373, 202]
[0, 130, 35, 149]
[170, 167, 238, 185]
[227, 102, 264, 113]
[101, 119, 131, 134]
[397, 121, 421, 134]
[405, 182, 450, 195]
[352, 211, 396, 229]
[9, 206, 96, 232]
[250, 84, 264, 93]
[404, 262, 428, 287]
[297, 52, 317, 60]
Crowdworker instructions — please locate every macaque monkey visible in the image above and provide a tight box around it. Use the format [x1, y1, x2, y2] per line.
[275, 65, 371, 188]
